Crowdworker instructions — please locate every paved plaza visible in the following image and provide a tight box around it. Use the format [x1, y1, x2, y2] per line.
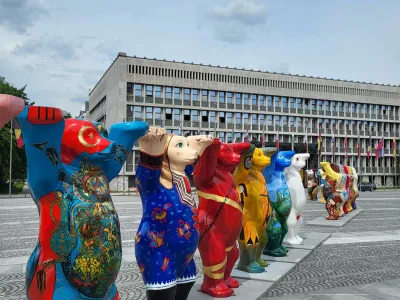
[2, 191, 400, 299]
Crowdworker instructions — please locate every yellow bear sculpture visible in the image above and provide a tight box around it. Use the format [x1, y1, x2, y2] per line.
[319, 169, 327, 203]
[233, 146, 275, 273]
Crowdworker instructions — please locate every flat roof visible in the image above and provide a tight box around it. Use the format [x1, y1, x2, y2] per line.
[89, 52, 399, 96]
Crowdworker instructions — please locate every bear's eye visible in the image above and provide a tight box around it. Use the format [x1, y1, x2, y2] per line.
[296, 157, 299, 161]
[177, 142, 184, 148]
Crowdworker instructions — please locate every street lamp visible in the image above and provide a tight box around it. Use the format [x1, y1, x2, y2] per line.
[122, 114, 126, 195]
[305, 119, 309, 171]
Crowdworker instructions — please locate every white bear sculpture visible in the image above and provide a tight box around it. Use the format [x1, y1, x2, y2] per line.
[283, 153, 310, 245]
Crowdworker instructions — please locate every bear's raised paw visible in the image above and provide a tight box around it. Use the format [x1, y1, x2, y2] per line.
[140, 127, 167, 143]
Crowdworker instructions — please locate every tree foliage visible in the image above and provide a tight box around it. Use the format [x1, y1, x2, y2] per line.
[0, 77, 33, 184]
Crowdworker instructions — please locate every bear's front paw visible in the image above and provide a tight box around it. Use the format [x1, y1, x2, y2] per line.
[187, 135, 214, 156]
[140, 127, 167, 143]
[139, 127, 168, 156]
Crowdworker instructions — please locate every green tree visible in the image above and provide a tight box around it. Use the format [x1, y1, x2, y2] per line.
[0, 77, 33, 186]
[63, 110, 72, 119]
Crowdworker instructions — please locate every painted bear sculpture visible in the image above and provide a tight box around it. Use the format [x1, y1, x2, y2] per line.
[193, 139, 251, 298]
[283, 153, 310, 245]
[318, 168, 327, 203]
[135, 127, 213, 300]
[342, 165, 354, 215]
[320, 162, 345, 220]
[262, 150, 295, 257]
[0, 94, 24, 128]
[233, 146, 275, 273]
[306, 169, 319, 201]
[4, 97, 148, 299]
[350, 167, 359, 210]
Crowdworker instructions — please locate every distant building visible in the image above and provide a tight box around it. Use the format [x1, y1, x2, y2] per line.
[88, 52, 400, 190]
[76, 101, 89, 119]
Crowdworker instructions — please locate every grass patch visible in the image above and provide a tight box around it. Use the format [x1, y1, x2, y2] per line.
[0, 182, 25, 194]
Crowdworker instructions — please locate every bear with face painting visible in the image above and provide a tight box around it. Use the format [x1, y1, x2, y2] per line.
[135, 127, 213, 300]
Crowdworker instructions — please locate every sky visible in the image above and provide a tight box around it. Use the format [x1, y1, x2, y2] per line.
[0, 0, 399, 117]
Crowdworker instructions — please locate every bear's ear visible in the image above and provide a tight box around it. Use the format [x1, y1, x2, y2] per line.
[264, 148, 276, 158]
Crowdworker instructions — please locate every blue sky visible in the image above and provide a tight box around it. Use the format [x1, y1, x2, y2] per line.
[0, 0, 399, 116]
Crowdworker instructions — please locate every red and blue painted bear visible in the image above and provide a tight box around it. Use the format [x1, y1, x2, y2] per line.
[0, 95, 148, 299]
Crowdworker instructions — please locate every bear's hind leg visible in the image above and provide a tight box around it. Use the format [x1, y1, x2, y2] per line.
[256, 230, 269, 267]
[175, 282, 195, 300]
[199, 233, 233, 298]
[224, 243, 241, 287]
[147, 286, 177, 300]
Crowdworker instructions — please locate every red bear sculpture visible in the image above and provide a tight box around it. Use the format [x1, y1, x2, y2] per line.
[193, 139, 251, 298]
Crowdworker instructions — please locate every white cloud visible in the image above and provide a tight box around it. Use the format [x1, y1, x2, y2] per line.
[0, 0, 399, 119]
[13, 35, 82, 60]
[0, 0, 47, 34]
[205, 0, 268, 43]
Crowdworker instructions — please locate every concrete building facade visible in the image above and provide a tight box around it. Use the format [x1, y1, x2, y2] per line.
[88, 52, 400, 190]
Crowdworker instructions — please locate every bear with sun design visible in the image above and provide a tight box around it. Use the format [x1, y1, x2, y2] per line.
[0, 94, 148, 300]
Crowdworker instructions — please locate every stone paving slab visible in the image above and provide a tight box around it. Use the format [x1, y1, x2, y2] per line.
[232, 261, 296, 282]
[324, 231, 400, 245]
[385, 278, 400, 287]
[0, 264, 24, 275]
[262, 248, 311, 263]
[0, 256, 30, 266]
[307, 208, 364, 227]
[285, 232, 331, 250]
[307, 286, 377, 300]
[232, 231, 331, 299]
[189, 278, 273, 300]
[358, 282, 400, 300]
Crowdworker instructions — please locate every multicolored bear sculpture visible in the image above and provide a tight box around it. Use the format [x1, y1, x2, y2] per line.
[283, 153, 310, 245]
[350, 167, 359, 210]
[320, 162, 345, 220]
[336, 164, 350, 217]
[318, 168, 327, 203]
[342, 165, 354, 215]
[193, 139, 250, 298]
[233, 146, 275, 273]
[306, 169, 319, 200]
[262, 150, 295, 257]
[1, 94, 148, 299]
[135, 127, 213, 300]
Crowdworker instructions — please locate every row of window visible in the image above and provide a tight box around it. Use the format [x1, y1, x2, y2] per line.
[128, 127, 397, 151]
[127, 64, 399, 99]
[127, 84, 399, 115]
[127, 152, 396, 171]
[127, 105, 398, 132]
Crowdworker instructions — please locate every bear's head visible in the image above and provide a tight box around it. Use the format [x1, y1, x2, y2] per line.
[217, 142, 251, 172]
[61, 119, 115, 166]
[320, 162, 343, 190]
[164, 135, 199, 175]
[251, 147, 274, 172]
[306, 169, 315, 178]
[274, 150, 295, 172]
[289, 153, 310, 171]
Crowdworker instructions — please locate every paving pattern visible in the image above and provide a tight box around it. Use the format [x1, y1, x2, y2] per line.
[1, 191, 400, 299]
[264, 191, 400, 299]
